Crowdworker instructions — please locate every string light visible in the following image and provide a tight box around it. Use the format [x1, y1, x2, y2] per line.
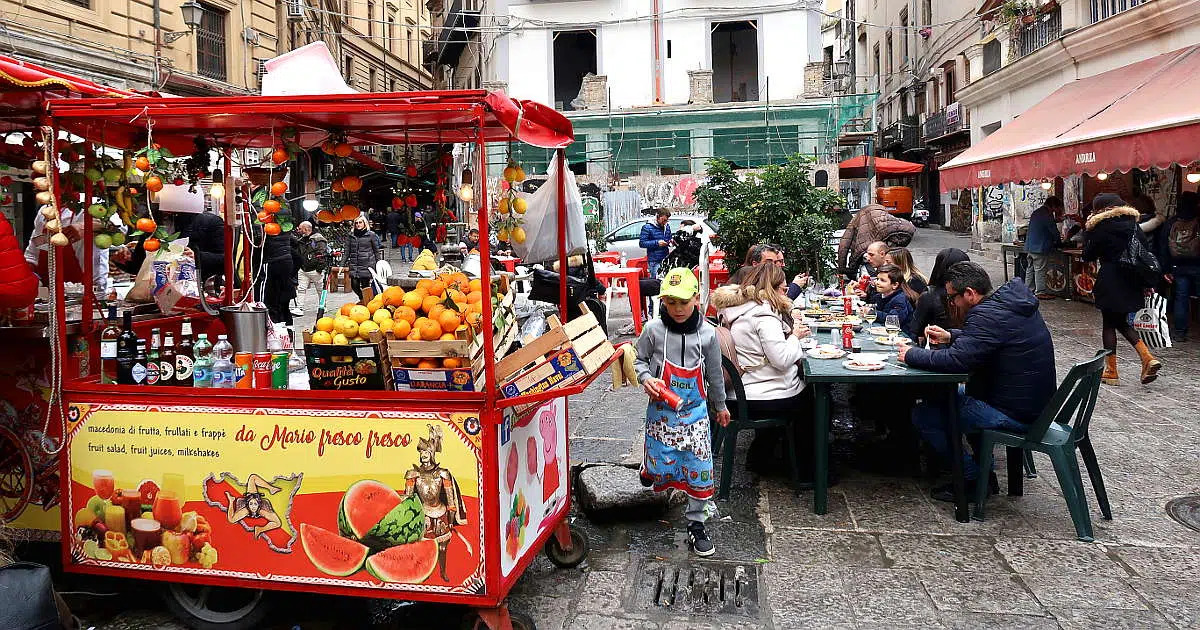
[1096, 172, 1108, 181]
[1187, 172, 1200, 184]
[1040, 181, 1052, 190]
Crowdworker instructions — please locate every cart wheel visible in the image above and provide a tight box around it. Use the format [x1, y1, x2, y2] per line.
[161, 583, 272, 630]
[460, 610, 537, 630]
[544, 525, 589, 569]
[0, 426, 33, 522]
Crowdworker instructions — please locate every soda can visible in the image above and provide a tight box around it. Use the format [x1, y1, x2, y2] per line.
[270, 352, 289, 390]
[658, 388, 684, 411]
[252, 352, 274, 388]
[233, 353, 254, 388]
[843, 295, 853, 316]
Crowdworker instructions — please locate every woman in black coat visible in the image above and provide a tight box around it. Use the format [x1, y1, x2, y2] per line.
[907, 247, 970, 342]
[344, 215, 383, 299]
[1082, 195, 1162, 385]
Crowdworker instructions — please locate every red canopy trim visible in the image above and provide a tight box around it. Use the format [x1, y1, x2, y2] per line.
[0, 55, 138, 98]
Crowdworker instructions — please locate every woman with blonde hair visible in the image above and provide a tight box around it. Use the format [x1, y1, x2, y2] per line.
[710, 264, 812, 477]
[884, 247, 928, 294]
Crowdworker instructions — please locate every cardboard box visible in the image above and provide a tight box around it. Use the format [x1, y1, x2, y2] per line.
[391, 366, 477, 391]
[304, 333, 392, 390]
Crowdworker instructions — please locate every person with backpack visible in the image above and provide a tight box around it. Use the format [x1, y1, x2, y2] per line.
[1082, 194, 1163, 385]
[1161, 191, 1200, 342]
[292, 221, 329, 309]
[710, 264, 812, 478]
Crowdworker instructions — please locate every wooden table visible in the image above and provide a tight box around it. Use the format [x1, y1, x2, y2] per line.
[595, 267, 644, 335]
[803, 333, 972, 522]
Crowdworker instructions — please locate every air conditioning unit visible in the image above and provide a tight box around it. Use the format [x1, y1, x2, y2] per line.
[286, 0, 305, 20]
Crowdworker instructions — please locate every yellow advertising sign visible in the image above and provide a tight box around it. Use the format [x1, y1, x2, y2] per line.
[64, 402, 487, 596]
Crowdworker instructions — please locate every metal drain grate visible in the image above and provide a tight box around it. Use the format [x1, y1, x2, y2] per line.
[1166, 495, 1200, 533]
[628, 557, 761, 619]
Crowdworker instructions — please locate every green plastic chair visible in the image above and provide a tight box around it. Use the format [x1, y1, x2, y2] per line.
[973, 349, 1113, 541]
[712, 356, 802, 499]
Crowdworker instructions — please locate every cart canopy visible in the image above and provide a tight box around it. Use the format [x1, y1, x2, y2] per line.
[0, 54, 140, 133]
[46, 90, 573, 152]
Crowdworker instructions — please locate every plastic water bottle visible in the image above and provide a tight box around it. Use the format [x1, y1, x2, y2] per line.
[211, 334, 235, 388]
[192, 334, 214, 388]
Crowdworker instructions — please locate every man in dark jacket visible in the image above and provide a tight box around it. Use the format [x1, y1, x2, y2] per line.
[1161, 191, 1200, 342]
[385, 210, 403, 250]
[898, 262, 1056, 501]
[1024, 195, 1063, 298]
[639, 209, 672, 277]
[185, 209, 226, 287]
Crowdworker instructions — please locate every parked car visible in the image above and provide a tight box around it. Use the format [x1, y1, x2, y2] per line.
[599, 214, 719, 261]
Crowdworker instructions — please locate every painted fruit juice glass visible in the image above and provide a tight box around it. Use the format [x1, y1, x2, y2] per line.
[153, 490, 183, 531]
[92, 469, 115, 500]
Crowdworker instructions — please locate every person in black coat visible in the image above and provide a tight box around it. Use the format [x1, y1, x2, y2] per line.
[899, 262, 1056, 500]
[908, 248, 970, 341]
[257, 230, 297, 326]
[185, 210, 226, 286]
[1082, 194, 1162, 385]
[344, 215, 383, 299]
[385, 210, 403, 249]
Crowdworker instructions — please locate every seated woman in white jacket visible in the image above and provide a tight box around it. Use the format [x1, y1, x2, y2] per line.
[711, 264, 813, 478]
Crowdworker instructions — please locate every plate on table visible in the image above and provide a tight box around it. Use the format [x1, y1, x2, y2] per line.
[867, 326, 889, 336]
[843, 357, 885, 371]
[808, 345, 845, 359]
[873, 336, 907, 346]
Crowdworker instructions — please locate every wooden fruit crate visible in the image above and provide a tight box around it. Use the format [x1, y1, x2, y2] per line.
[496, 305, 615, 405]
[388, 291, 516, 391]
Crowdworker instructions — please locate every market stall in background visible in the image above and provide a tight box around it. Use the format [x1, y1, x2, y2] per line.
[11, 88, 621, 630]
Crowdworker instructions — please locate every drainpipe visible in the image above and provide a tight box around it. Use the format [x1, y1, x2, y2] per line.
[152, 0, 163, 88]
[652, 0, 663, 104]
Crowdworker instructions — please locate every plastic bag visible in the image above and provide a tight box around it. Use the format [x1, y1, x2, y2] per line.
[511, 158, 588, 264]
[1133, 291, 1172, 349]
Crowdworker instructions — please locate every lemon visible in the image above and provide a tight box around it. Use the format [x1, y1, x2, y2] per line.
[511, 227, 527, 244]
[315, 317, 335, 333]
[349, 305, 371, 324]
[357, 320, 379, 338]
[332, 333, 349, 345]
[498, 198, 509, 214]
[372, 309, 392, 324]
[340, 320, 359, 339]
[311, 330, 332, 344]
[513, 197, 528, 214]
[498, 228, 510, 241]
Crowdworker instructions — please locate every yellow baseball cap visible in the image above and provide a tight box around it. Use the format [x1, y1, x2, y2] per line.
[659, 267, 699, 300]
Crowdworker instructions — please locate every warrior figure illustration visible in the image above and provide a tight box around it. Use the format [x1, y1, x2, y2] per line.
[404, 424, 467, 582]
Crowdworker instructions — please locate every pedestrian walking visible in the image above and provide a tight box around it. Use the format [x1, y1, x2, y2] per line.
[638, 209, 672, 278]
[1160, 191, 1200, 342]
[634, 268, 729, 557]
[386, 209, 403, 250]
[1082, 194, 1163, 384]
[345, 215, 383, 300]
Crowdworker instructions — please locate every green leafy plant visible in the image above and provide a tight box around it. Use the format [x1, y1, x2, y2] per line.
[696, 155, 843, 283]
[997, 0, 1034, 25]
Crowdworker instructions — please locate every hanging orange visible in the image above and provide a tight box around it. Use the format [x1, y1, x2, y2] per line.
[135, 156, 151, 171]
[338, 205, 361, 220]
[270, 181, 288, 196]
[143, 237, 161, 252]
[315, 209, 336, 223]
[341, 175, 363, 192]
[272, 148, 290, 165]
[331, 180, 345, 193]
[264, 222, 282, 236]
[257, 210, 274, 223]
[333, 143, 353, 158]
[144, 176, 164, 192]
[135, 217, 157, 233]
[262, 199, 282, 213]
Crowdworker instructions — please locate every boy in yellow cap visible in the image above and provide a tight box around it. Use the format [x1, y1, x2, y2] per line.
[634, 267, 730, 556]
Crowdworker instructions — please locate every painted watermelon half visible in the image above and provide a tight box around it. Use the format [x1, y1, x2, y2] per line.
[300, 523, 369, 577]
[365, 539, 439, 584]
[338, 479, 403, 539]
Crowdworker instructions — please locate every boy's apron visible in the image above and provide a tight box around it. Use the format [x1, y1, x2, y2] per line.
[642, 329, 714, 500]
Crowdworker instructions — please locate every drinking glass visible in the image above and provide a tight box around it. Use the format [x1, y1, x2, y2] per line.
[861, 305, 877, 322]
[92, 469, 115, 500]
[885, 315, 901, 342]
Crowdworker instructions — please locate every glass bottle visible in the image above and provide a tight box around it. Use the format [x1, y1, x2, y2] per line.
[99, 305, 120, 385]
[176, 319, 194, 387]
[116, 312, 138, 385]
[160, 333, 176, 386]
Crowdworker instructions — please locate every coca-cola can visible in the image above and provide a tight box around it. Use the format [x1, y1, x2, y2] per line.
[658, 388, 684, 411]
[233, 352, 253, 388]
[252, 352, 274, 388]
[843, 295, 853, 315]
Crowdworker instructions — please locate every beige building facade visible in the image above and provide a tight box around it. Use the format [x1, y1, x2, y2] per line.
[0, 0, 432, 95]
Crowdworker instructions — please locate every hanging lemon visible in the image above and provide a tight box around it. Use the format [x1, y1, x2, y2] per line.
[513, 197, 528, 214]
[511, 227, 527, 244]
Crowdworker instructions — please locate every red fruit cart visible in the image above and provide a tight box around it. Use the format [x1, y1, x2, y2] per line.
[39, 91, 619, 630]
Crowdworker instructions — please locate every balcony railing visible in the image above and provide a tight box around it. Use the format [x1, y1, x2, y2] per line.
[923, 104, 969, 142]
[1017, 6, 1062, 58]
[1090, 0, 1148, 24]
[899, 115, 923, 153]
[878, 120, 902, 150]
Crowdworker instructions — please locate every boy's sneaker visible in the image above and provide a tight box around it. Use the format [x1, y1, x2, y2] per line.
[687, 521, 715, 557]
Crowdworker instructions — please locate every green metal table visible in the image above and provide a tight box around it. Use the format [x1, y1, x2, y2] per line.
[803, 331, 972, 522]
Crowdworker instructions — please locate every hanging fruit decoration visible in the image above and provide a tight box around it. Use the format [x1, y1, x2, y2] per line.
[495, 151, 528, 245]
[320, 132, 364, 223]
[31, 132, 67, 248]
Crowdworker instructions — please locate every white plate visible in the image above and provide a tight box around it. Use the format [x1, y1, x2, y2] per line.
[842, 359, 885, 371]
[867, 326, 889, 336]
[809, 348, 845, 359]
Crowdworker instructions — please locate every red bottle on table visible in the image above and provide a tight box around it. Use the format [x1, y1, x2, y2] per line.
[841, 323, 854, 350]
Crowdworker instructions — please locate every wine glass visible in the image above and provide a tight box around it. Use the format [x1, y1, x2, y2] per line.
[884, 315, 901, 343]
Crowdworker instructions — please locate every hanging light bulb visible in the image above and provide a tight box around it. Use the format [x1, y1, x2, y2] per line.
[1187, 171, 1200, 184]
[457, 167, 474, 203]
[1096, 172, 1108, 181]
[209, 169, 225, 200]
[302, 197, 319, 212]
[1040, 180, 1053, 190]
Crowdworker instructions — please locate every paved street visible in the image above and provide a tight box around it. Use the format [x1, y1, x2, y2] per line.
[49, 228, 1200, 629]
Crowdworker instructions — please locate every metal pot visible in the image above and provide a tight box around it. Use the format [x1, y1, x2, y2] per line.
[220, 304, 269, 353]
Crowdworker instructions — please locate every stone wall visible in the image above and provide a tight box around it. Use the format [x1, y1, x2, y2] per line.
[803, 62, 828, 97]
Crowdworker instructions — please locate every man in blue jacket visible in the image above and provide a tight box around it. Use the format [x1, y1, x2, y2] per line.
[1024, 195, 1063, 299]
[898, 262, 1057, 501]
[639, 209, 673, 277]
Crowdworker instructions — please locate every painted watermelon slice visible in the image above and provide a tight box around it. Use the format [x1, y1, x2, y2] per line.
[300, 523, 369, 577]
[338, 480, 403, 539]
[365, 539, 439, 584]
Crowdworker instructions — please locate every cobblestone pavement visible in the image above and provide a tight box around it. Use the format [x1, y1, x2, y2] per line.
[49, 230, 1200, 629]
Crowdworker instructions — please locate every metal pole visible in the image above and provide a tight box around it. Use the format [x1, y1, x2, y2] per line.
[557, 149, 569, 322]
[476, 109, 497, 406]
[152, 0, 162, 88]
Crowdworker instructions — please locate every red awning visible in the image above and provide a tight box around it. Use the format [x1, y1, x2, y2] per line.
[0, 54, 141, 133]
[46, 90, 574, 155]
[940, 45, 1200, 191]
[838, 155, 924, 179]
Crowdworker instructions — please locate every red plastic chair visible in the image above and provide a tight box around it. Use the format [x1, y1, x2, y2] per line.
[628, 256, 648, 277]
[593, 252, 622, 265]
